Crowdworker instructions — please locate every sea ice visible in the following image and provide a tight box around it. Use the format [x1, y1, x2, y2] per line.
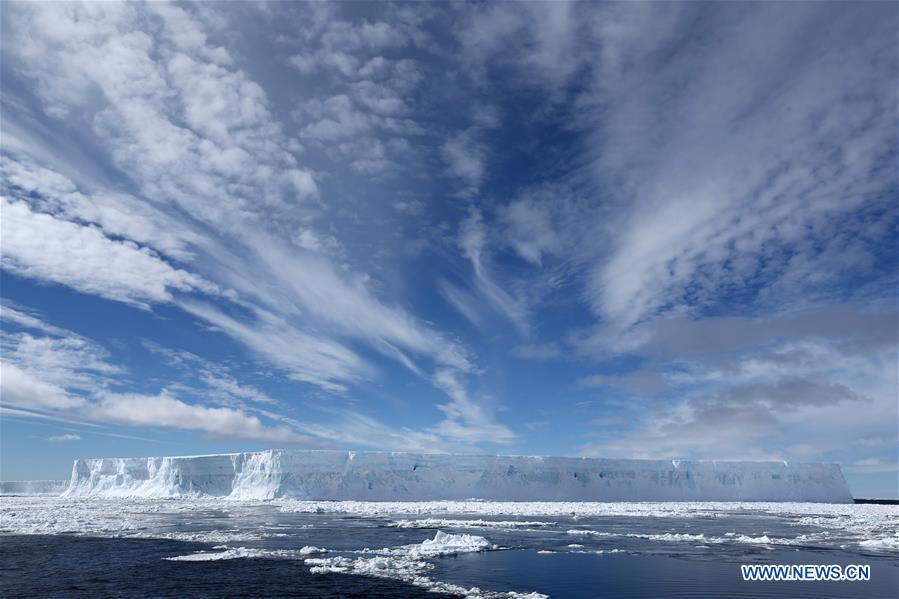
[859, 534, 899, 551]
[165, 547, 269, 561]
[413, 530, 492, 556]
[1, 496, 895, 554]
[304, 530, 543, 599]
[390, 518, 555, 529]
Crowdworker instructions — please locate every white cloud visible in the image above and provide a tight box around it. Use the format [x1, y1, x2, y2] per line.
[579, 305, 897, 464]
[278, 409, 470, 454]
[429, 369, 516, 445]
[2, 154, 202, 262]
[290, 50, 359, 77]
[442, 129, 485, 187]
[143, 342, 279, 406]
[0, 309, 508, 451]
[48, 434, 81, 442]
[454, 210, 528, 333]
[1, 198, 216, 306]
[198, 371, 277, 406]
[582, 3, 896, 329]
[318, 18, 411, 53]
[438, 279, 487, 330]
[351, 80, 408, 116]
[5, 1, 316, 231]
[0, 362, 85, 410]
[1, 316, 122, 407]
[298, 93, 421, 147]
[499, 198, 560, 267]
[1, 2, 487, 424]
[1, 302, 69, 336]
[90, 391, 313, 444]
[471, 104, 501, 128]
[2, 334, 118, 389]
[288, 53, 318, 74]
[287, 15, 426, 178]
[180, 302, 370, 393]
[0, 2, 891, 467]
[456, 3, 584, 88]
[231, 231, 474, 374]
[0, 315, 322, 445]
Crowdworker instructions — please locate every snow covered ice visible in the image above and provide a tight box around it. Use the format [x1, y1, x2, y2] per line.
[61, 449, 853, 502]
[300, 530, 537, 599]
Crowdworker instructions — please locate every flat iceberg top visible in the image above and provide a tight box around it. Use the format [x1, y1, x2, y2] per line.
[62, 449, 853, 503]
[69, 448, 836, 468]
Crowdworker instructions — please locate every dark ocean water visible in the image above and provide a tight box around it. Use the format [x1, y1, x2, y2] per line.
[434, 547, 899, 599]
[0, 535, 436, 598]
[2, 534, 896, 598]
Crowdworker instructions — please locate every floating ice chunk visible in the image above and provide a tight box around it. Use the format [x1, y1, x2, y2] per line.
[859, 534, 899, 552]
[412, 530, 492, 556]
[391, 518, 554, 529]
[566, 529, 608, 536]
[164, 546, 321, 561]
[306, 556, 355, 574]
[165, 547, 268, 561]
[564, 530, 785, 545]
[566, 548, 623, 555]
[725, 534, 773, 545]
[629, 532, 707, 542]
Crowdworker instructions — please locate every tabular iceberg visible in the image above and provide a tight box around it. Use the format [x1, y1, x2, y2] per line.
[61, 450, 853, 502]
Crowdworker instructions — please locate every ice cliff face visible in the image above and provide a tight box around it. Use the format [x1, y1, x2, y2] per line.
[62, 450, 853, 502]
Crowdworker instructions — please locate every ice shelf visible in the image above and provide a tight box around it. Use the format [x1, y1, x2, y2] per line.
[60, 450, 853, 502]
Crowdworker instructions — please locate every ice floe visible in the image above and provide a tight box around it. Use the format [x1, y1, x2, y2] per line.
[165, 547, 269, 561]
[390, 518, 555, 529]
[305, 530, 544, 598]
[858, 534, 899, 552]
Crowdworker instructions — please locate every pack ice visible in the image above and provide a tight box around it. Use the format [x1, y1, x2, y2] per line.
[61, 450, 853, 502]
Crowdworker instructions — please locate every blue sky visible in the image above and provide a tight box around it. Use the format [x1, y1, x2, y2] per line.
[1, 2, 896, 497]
